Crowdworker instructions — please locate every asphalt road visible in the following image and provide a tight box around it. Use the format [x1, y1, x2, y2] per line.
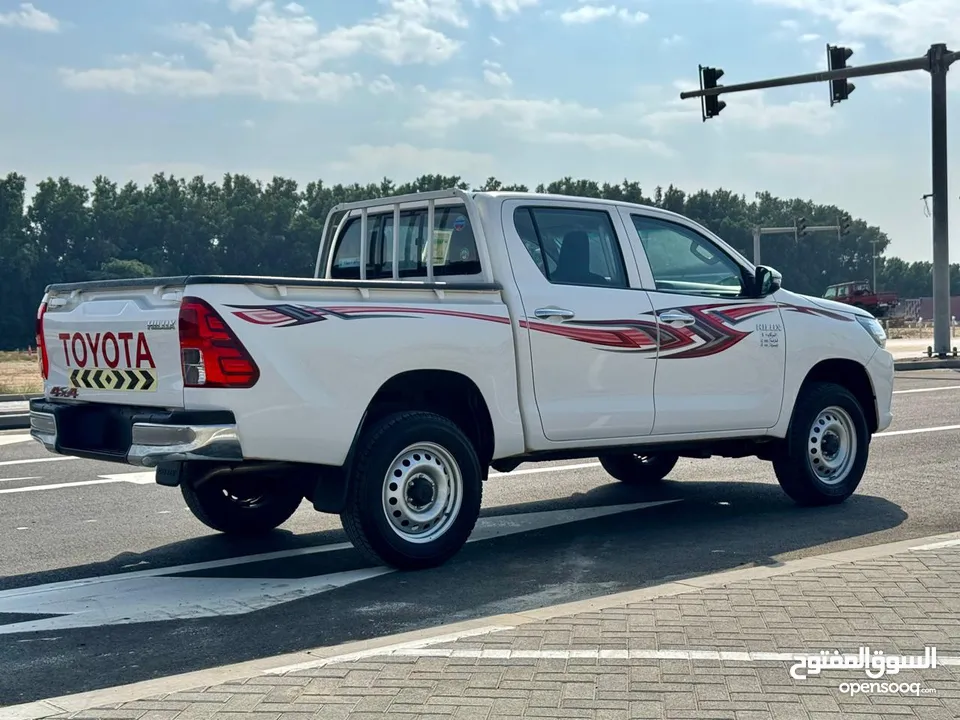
[2, 370, 960, 707]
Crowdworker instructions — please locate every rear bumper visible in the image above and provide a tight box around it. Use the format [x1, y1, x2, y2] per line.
[29, 399, 243, 468]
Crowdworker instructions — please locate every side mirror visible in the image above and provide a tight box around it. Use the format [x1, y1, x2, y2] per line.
[754, 265, 782, 296]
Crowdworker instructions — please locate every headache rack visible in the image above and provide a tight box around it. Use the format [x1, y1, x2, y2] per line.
[313, 188, 494, 285]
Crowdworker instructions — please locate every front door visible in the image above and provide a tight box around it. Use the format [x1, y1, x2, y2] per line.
[618, 208, 787, 436]
[502, 199, 658, 442]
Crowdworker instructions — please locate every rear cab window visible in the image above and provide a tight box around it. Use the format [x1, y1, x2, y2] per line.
[330, 204, 481, 280]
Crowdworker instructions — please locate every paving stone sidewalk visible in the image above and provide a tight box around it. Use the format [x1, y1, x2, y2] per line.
[42, 542, 960, 719]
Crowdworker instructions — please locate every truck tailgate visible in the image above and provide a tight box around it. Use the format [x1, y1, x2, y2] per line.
[41, 284, 185, 408]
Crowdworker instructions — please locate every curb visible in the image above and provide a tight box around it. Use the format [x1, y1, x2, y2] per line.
[4, 529, 959, 720]
[894, 358, 960, 371]
[0, 414, 28, 431]
[0, 394, 40, 403]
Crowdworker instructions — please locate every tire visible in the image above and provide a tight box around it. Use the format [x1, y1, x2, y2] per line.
[773, 381, 870, 506]
[181, 470, 304, 535]
[598, 452, 679, 484]
[339, 410, 483, 571]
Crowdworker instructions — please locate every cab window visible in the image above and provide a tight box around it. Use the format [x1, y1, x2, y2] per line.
[629, 215, 746, 297]
[330, 204, 481, 279]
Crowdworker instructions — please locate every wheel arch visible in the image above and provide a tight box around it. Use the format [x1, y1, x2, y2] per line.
[311, 369, 497, 514]
[795, 358, 878, 433]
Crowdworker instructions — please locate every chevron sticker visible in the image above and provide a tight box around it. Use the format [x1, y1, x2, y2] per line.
[69, 368, 157, 391]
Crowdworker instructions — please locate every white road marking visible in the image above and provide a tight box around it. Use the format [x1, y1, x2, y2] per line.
[0, 456, 75, 468]
[893, 384, 960, 395]
[0, 477, 40, 484]
[266, 625, 517, 675]
[0, 501, 678, 634]
[2, 421, 959, 497]
[910, 537, 960, 551]
[0, 434, 33, 447]
[874, 423, 960, 438]
[293, 646, 960, 665]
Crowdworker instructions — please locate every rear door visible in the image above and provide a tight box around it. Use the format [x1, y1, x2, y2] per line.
[501, 198, 658, 442]
[41, 283, 185, 408]
[617, 208, 787, 435]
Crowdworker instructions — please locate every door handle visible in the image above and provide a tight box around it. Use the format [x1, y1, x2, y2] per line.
[659, 310, 696, 327]
[534, 306, 576, 320]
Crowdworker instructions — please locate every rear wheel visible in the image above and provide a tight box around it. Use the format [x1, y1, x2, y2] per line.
[773, 381, 870, 506]
[181, 470, 304, 535]
[598, 452, 679, 484]
[340, 410, 483, 571]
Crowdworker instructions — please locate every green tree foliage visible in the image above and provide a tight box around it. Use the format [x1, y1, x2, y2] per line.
[0, 170, 946, 350]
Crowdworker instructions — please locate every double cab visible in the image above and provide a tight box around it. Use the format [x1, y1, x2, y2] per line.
[29, 189, 895, 569]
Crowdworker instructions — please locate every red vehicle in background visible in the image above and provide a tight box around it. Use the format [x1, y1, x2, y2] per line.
[823, 280, 899, 318]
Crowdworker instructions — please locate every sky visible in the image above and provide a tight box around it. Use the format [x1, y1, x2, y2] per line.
[1, 0, 959, 263]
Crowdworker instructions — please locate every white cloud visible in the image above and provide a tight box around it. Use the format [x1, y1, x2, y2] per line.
[368, 74, 399, 94]
[661, 34, 684, 46]
[324, 143, 497, 181]
[482, 60, 512, 86]
[755, 0, 960, 55]
[474, 0, 540, 19]
[640, 80, 836, 136]
[59, 1, 467, 101]
[799, 32, 820, 41]
[406, 89, 602, 132]
[540, 131, 673, 156]
[559, 4, 649, 24]
[0, 2, 58, 32]
[490, 34, 503, 45]
[780, 19, 800, 30]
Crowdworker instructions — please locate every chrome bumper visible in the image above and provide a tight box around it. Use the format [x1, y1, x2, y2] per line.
[30, 409, 242, 467]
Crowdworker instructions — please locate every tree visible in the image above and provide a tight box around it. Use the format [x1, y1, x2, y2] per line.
[0, 170, 927, 351]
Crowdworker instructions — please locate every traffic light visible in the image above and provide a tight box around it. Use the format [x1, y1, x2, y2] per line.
[699, 65, 726, 121]
[839, 215, 851, 236]
[827, 44, 855, 105]
[796, 217, 808, 238]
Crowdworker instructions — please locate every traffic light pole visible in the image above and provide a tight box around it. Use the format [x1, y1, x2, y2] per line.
[930, 45, 951, 357]
[752, 225, 840, 265]
[682, 43, 959, 356]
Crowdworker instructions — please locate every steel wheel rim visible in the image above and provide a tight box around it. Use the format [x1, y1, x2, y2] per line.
[807, 405, 856, 486]
[382, 442, 463, 543]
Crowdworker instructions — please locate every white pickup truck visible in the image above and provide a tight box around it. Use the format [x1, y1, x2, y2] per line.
[29, 189, 894, 570]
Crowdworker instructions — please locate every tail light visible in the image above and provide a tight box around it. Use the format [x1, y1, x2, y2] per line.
[36, 301, 49, 380]
[178, 297, 259, 388]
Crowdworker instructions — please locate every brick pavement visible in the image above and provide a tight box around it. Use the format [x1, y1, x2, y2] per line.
[19, 538, 960, 720]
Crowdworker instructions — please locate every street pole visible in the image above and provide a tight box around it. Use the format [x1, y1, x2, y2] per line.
[871, 239, 878, 292]
[753, 226, 761, 264]
[680, 43, 959, 356]
[930, 44, 951, 356]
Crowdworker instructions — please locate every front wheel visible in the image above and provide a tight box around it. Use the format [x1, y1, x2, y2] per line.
[598, 452, 679, 484]
[340, 411, 483, 571]
[773, 381, 870, 506]
[181, 470, 304, 535]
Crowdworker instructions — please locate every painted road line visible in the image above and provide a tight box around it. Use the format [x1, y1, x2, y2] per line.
[5, 530, 959, 720]
[0, 477, 40, 484]
[0, 434, 33, 447]
[3, 421, 960, 496]
[875, 423, 960, 438]
[0, 457, 76, 468]
[0, 501, 679, 634]
[893, 384, 960, 394]
[0, 502, 678, 594]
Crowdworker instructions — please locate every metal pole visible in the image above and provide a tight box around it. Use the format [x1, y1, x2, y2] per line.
[753, 227, 761, 265]
[872, 240, 877, 292]
[930, 44, 951, 356]
[679, 56, 929, 100]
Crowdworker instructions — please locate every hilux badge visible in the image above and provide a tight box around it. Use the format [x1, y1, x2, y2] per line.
[147, 320, 176, 331]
